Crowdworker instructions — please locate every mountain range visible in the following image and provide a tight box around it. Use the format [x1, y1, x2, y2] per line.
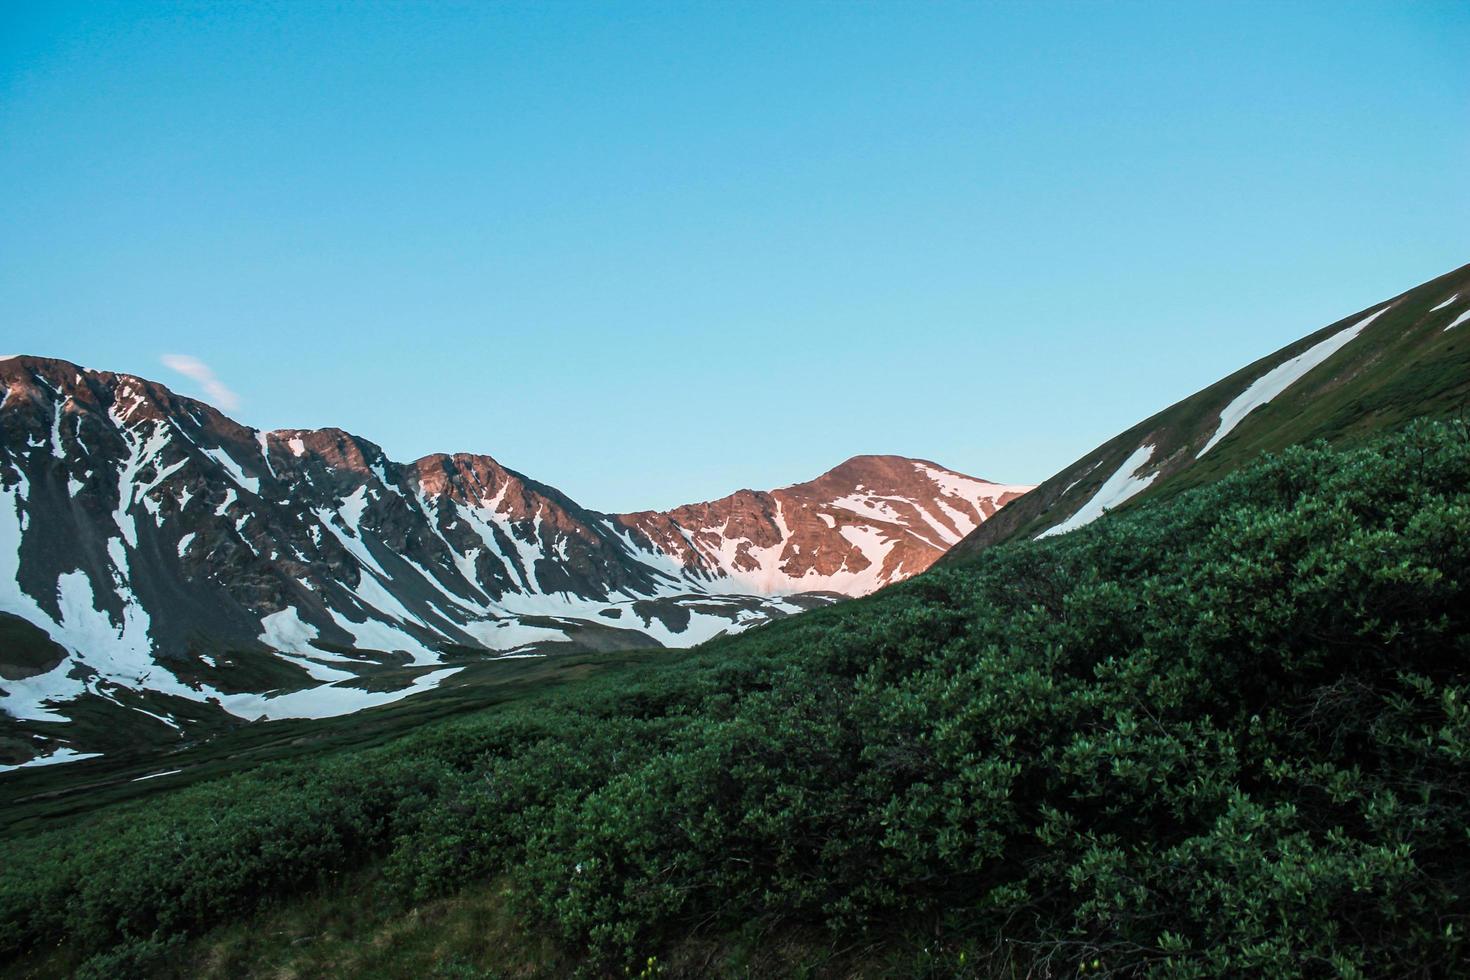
[4, 261, 1469, 771]
[0, 363, 1027, 765]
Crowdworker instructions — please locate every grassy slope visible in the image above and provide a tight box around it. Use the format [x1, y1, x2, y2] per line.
[946, 261, 1470, 558]
[3, 420, 1469, 978]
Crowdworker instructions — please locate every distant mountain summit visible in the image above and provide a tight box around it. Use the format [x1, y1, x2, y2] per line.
[619, 454, 1027, 595]
[0, 357, 1028, 760]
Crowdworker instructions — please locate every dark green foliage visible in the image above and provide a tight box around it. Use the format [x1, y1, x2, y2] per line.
[4, 420, 1470, 976]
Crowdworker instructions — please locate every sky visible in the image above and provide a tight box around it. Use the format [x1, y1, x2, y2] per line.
[1, 2, 1467, 511]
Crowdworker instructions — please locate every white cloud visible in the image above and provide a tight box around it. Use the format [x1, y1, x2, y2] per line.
[160, 354, 241, 411]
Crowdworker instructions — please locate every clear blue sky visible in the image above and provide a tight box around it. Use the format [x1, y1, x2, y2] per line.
[2, 2, 1466, 511]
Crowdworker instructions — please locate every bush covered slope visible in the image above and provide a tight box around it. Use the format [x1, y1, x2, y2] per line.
[3, 420, 1470, 977]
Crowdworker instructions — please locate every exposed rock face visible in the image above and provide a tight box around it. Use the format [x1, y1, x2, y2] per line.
[0, 354, 1029, 758]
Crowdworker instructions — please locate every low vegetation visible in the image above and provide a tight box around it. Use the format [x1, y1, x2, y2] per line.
[3, 420, 1469, 977]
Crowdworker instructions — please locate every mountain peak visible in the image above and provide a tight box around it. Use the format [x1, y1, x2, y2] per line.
[616, 454, 1033, 596]
[800, 453, 1013, 494]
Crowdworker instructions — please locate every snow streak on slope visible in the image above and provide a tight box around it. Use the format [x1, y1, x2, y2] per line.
[1038, 444, 1160, 538]
[209, 666, 465, 721]
[0, 746, 103, 774]
[1197, 305, 1391, 459]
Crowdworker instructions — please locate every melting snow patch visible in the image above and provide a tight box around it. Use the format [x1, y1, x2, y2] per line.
[460, 619, 568, 650]
[1431, 293, 1460, 312]
[1197, 305, 1390, 459]
[275, 652, 357, 684]
[203, 448, 260, 495]
[0, 747, 102, 774]
[324, 604, 441, 665]
[1445, 309, 1470, 332]
[209, 666, 463, 721]
[131, 705, 181, 731]
[830, 493, 906, 525]
[1039, 443, 1159, 538]
[915, 463, 1031, 501]
[131, 768, 183, 782]
[371, 461, 401, 495]
[259, 607, 321, 656]
[50, 400, 66, 457]
[337, 485, 371, 533]
[255, 432, 277, 478]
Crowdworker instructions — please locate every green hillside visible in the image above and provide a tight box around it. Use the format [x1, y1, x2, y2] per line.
[3, 419, 1468, 978]
[947, 262, 1470, 558]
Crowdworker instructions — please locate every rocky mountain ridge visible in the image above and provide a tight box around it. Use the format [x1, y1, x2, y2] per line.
[0, 356, 1028, 764]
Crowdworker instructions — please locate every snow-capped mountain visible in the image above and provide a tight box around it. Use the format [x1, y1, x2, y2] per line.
[619, 454, 1027, 596]
[946, 261, 1470, 558]
[0, 356, 1028, 764]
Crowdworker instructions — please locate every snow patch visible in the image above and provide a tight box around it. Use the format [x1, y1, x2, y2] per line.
[915, 463, 1031, 501]
[255, 431, 277, 478]
[209, 666, 463, 721]
[1197, 305, 1389, 459]
[132, 768, 183, 782]
[1039, 443, 1159, 538]
[202, 447, 260, 495]
[258, 607, 320, 656]
[337, 485, 370, 532]
[0, 747, 103, 774]
[459, 619, 569, 650]
[50, 399, 66, 457]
